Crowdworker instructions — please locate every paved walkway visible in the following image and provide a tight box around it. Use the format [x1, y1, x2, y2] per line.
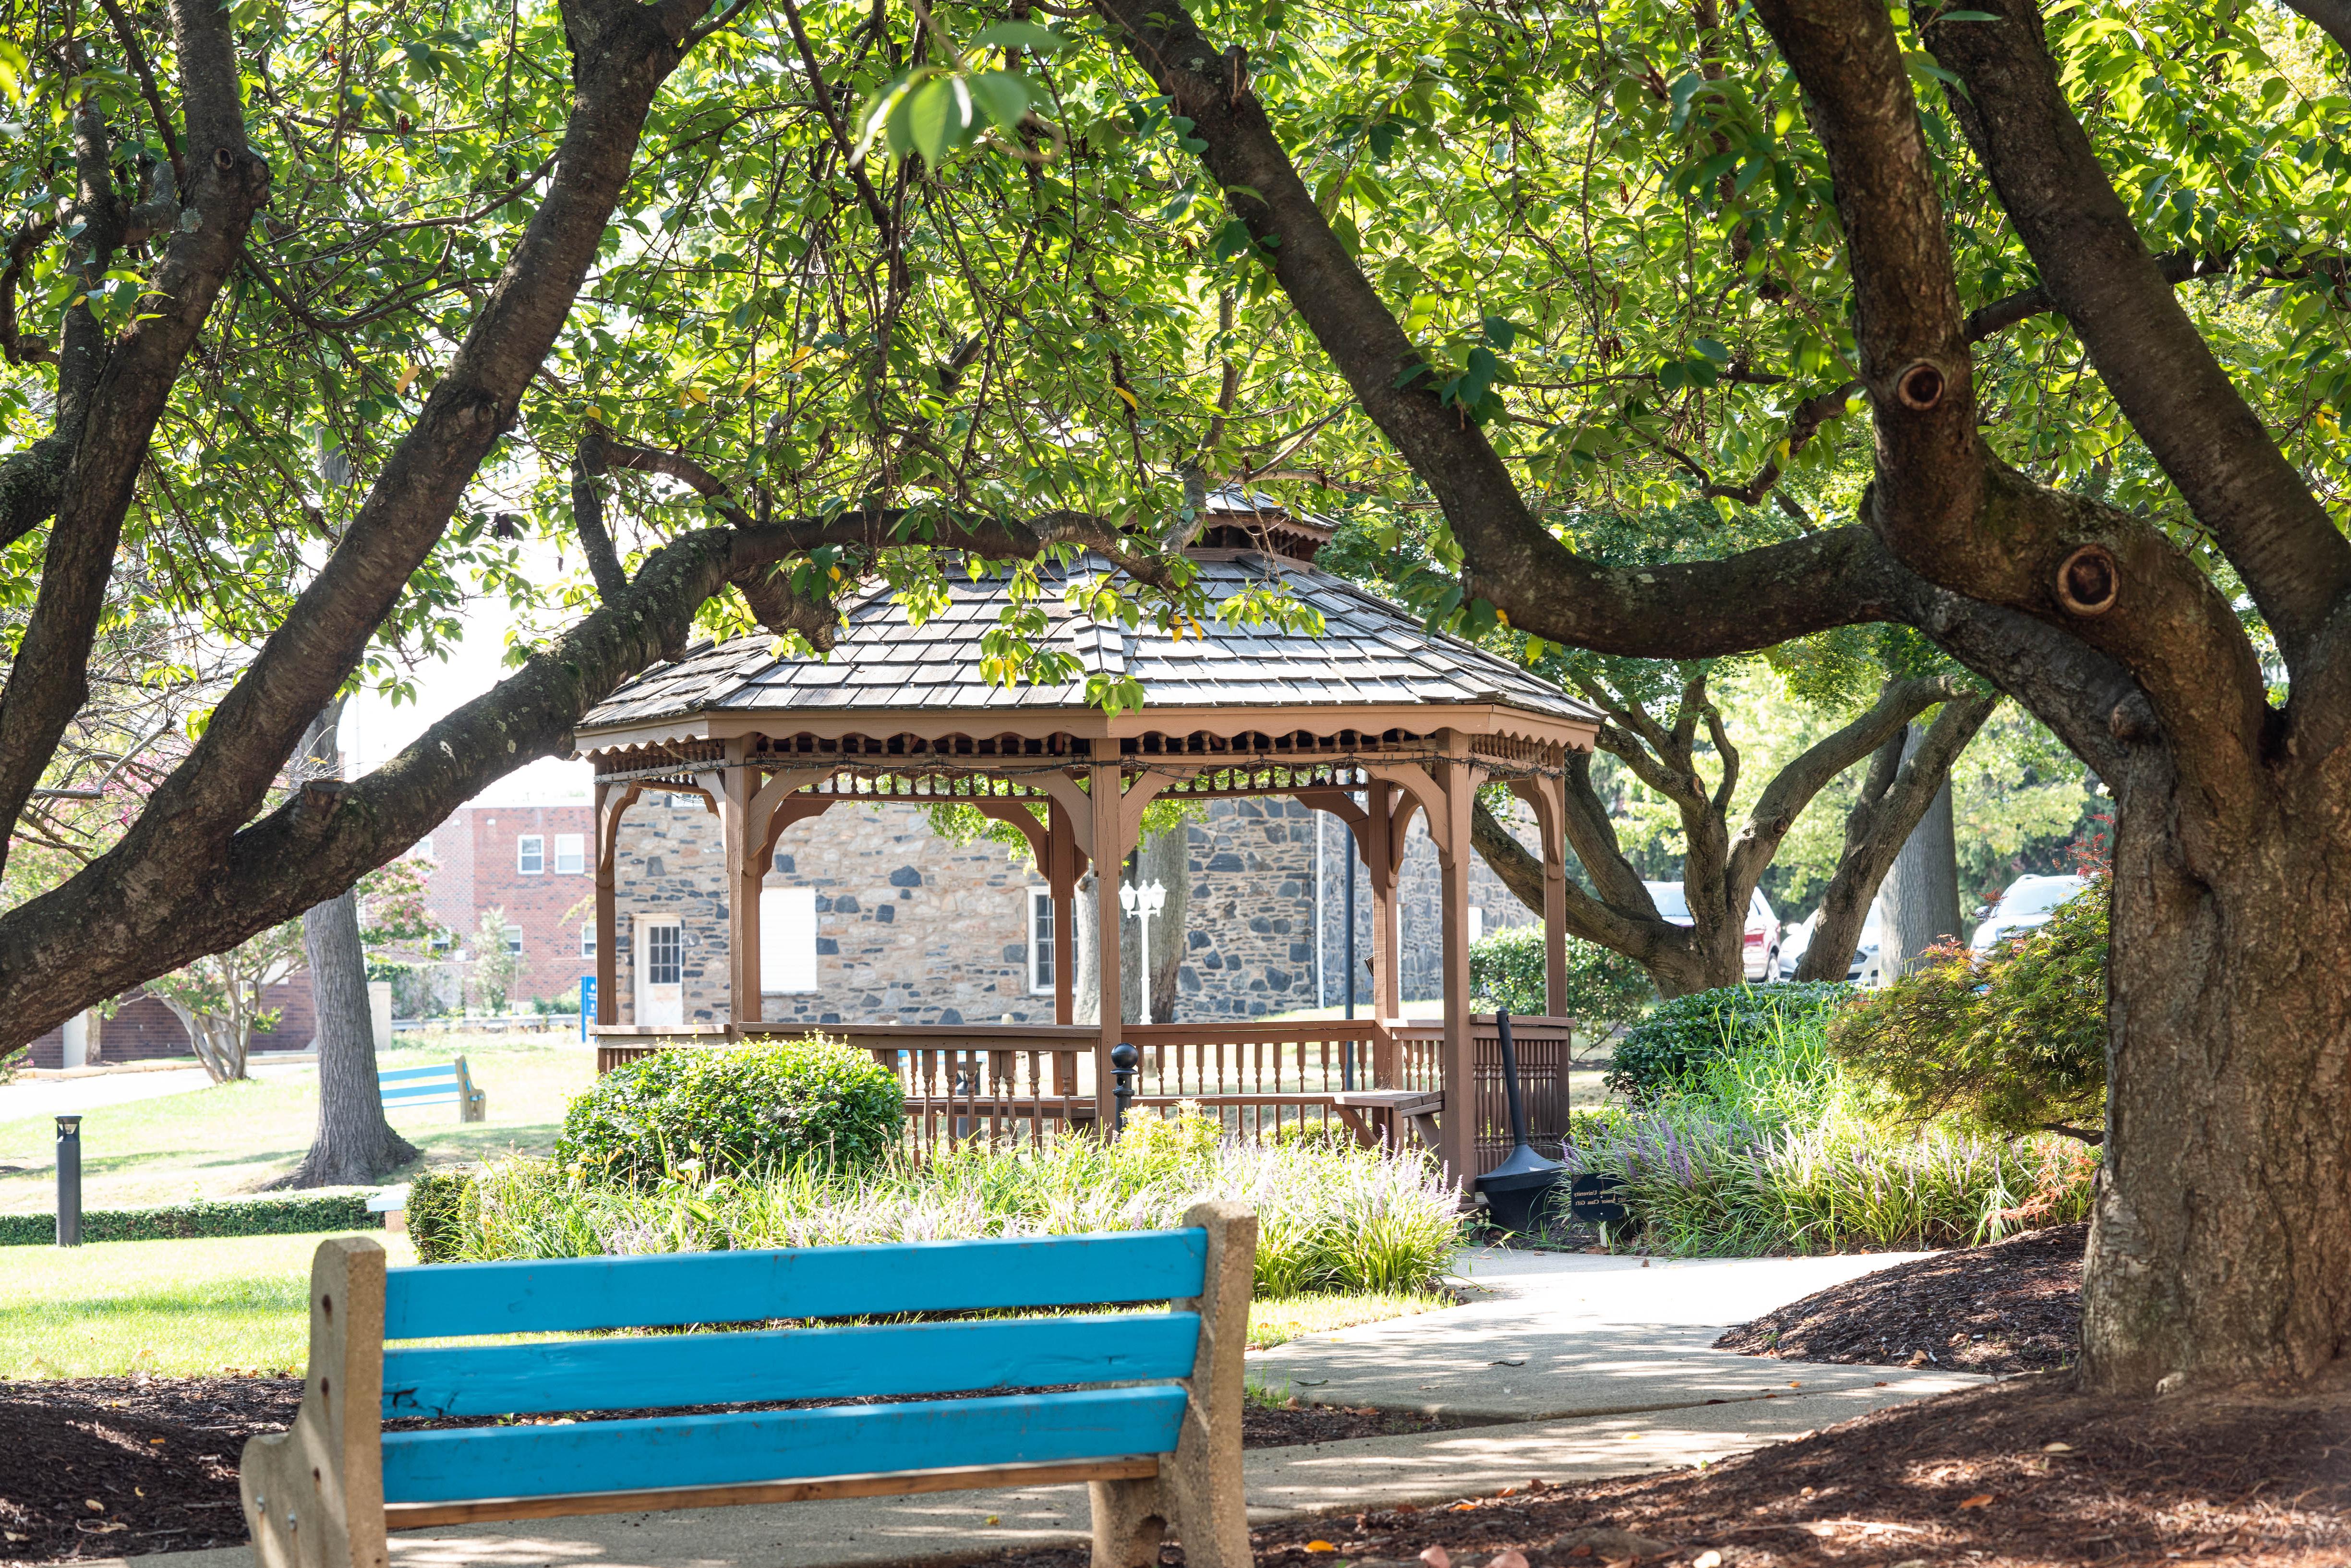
[0, 1059, 316, 1123]
[123, 1247, 1980, 1568]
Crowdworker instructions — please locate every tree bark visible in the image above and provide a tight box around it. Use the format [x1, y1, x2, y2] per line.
[279, 889, 417, 1187]
[2086, 793, 2351, 1391]
[1881, 727, 1965, 977]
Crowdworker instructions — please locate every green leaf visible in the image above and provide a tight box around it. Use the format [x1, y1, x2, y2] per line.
[968, 70, 1032, 134]
[907, 77, 960, 167]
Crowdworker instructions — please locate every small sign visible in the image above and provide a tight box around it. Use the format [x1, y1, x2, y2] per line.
[579, 976, 596, 1040]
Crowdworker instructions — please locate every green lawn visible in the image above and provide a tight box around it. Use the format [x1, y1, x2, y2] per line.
[0, 1034, 595, 1214]
[0, 1230, 420, 1378]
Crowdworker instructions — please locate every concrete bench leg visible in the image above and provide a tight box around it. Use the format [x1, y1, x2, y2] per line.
[462, 1089, 486, 1123]
[1087, 1475, 1167, 1568]
[1163, 1200, 1255, 1568]
[242, 1238, 388, 1568]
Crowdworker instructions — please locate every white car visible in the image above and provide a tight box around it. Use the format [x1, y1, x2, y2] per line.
[1645, 880, 1780, 981]
[1777, 898, 1887, 986]
[1971, 873, 2089, 953]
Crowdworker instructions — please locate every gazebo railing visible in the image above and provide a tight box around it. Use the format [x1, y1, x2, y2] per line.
[590, 1013, 1581, 1167]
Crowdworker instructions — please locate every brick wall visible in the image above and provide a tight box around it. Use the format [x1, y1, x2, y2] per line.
[419, 803, 596, 1007]
[603, 789, 1547, 1026]
[23, 986, 318, 1068]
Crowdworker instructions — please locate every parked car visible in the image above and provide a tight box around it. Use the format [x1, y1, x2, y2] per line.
[1644, 880, 1780, 981]
[1777, 898, 1887, 986]
[1971, 873, 2088, 953]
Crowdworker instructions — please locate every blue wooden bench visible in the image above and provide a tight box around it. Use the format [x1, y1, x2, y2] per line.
[239, 1201, 1255, 1568]
[377, 1058, 485, 1123]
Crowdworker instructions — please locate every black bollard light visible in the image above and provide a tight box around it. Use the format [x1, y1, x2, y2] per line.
[1109, 1042, 1138, 1133]
[1473, 1013, 1566, 1233]
[55, 1114, 83, 1248]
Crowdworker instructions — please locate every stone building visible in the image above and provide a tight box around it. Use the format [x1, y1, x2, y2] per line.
[604, 789, 1541, 1028]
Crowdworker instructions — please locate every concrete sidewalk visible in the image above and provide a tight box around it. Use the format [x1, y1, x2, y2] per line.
[123, 1249, 1978, 1568]
[1249, 1245, 1977, 1421]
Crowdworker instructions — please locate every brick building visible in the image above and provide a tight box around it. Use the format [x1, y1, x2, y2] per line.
[415, 798, 597, 1010]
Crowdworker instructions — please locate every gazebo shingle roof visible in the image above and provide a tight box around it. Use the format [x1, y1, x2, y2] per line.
[578, 551, 1599, 732]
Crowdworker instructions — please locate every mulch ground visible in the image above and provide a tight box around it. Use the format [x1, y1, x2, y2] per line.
[1714, 1224, 2086, 1375]
[979, 1373, 2351, 1567]
[0, 1376, 1466, 1563]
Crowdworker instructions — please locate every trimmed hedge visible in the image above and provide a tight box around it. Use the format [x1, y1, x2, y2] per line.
[1470, 923, 1655, 1030]
[0, 1192, 379, 1246]
[1605, 982, 1851, 1102]
[406, 1170, 477, 1263]
[557, 1036, 904, 1186]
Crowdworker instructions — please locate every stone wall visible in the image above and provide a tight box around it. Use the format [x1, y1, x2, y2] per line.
[606, 788, 1549, 1026]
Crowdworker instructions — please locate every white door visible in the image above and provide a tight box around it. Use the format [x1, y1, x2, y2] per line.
[635, 917, 683, 1026]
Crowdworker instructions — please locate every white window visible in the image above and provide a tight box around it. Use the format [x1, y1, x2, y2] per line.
[579, 922, 596, 958]
[1027, 887, 1055, 994]
[643, 922, 682, 987]
[554, 832, 585, 874]
[760, 887, 819, 992]
[430, 929, 453, 953]
[1470, 906, 1485, 943]
[414, 835, 434, 861]
[517, 834, 545, 874]
[503, 925, 525, 955]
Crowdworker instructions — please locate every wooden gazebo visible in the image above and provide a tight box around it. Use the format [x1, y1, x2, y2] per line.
[574, 541, 1601, 1184]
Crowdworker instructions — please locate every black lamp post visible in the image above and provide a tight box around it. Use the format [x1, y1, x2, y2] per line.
[1109, 1042, 1138, 1133]
[55, 1115, 83, 1248]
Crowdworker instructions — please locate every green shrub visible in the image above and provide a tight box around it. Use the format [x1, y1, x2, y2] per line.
[558, 1036, 904, 1185]
[0, 1193, 378, 1246]
[405, 1171, 477, 1263]
[1606, 982, 1851, 1102]
[446, 1111, 1467, 1300]
[1830, 876, 2107, 1142]
[1470, 924, 1654, 1029]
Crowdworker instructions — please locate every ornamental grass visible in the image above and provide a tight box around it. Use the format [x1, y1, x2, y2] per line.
[447, 1106, 1467, 1301]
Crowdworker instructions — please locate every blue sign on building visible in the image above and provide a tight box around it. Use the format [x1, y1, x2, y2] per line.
[579, 976, 596, 1041]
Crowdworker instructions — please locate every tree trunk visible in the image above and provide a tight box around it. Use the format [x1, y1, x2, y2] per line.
[1881, 729, 1963, 977]
[277, 889, 417, 1188]
[159, 995, 248, 1083]
[2085, 799, 2351, 1392]
[1127, 825, 1186, 1023]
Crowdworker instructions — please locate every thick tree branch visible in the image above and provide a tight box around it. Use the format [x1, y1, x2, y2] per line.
[2279, 0, 2351, 69]
[1921, 0, 2351, 669]
[1724, 674, 1977, 895]
[97, 0, 714, 884]
[0, 0, 270, 871]
[1468, 799, 1685, 965]
[1794, 691, 1998, 981]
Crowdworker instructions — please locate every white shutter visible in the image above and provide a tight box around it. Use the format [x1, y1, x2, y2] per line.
[760, 887, 819, 992]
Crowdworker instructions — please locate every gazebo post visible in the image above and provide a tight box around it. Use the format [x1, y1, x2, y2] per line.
[593, 780, 641, 1033]
[1048, 800, 1078, 1028]
[1088, 762, 1126, 1133]
[1435, 732, 1481, 1187]
[1510, 774, 1573, 1020]
[708, 748, 764, 1039]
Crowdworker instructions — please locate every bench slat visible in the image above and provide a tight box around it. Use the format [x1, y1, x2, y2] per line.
[379, 1387, 1188, 1503]
[383, 1230, 1208, 1339]
[384, 1455, 1161, 1530]
[382, 1311, 1201, 1418]
[380, 1085, 463, 1101]
[378, 1066, 461, 1083]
